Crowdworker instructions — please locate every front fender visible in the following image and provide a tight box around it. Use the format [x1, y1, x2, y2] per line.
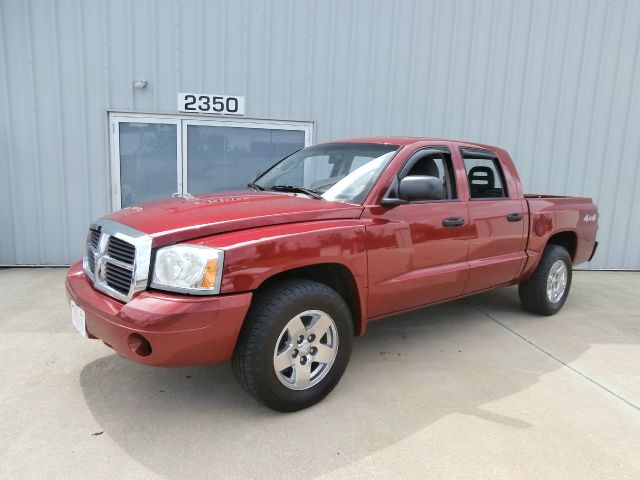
[186, 219, 368, 315]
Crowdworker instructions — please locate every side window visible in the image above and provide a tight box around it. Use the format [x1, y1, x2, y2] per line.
[463, 156, 507, 199]
[405, 152, 457, 200]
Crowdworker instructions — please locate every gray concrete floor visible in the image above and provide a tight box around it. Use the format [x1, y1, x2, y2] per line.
[0, 269, 639, 479]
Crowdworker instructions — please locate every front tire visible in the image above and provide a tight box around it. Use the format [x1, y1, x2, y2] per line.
[519, 244, 572, 316]
[232, 279, 353, 412]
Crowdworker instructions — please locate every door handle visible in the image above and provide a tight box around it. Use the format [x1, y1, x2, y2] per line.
[506, 213, 523, 222]
[442, 217, 465, 228]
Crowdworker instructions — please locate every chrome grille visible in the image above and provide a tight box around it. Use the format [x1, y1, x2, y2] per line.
[106, 236, 135, 265]
[104, 262, 134, 295]
[88, 229, 101, 248]
[82, 220, 152, 302]
[87, 229, 101, 272]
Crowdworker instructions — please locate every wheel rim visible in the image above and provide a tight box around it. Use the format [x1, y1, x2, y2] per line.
[273, 309, 339, 391]
[546, 260, 568, 304]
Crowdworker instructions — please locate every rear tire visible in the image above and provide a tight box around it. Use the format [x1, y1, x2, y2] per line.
[519, 244, 572, 316]
[232, 279, 353, 412]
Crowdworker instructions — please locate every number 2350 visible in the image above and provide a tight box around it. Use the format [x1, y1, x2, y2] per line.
[183, 94, 240, 113]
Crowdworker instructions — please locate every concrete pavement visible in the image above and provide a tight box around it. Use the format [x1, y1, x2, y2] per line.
[0, 269, 639, 479]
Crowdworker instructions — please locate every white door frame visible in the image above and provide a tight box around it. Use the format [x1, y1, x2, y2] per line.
[109, 114, 182, 212]
[109, 112, 314, 211]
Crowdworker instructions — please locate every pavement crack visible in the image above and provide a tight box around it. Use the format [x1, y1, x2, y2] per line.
[469, 303, 640, 413]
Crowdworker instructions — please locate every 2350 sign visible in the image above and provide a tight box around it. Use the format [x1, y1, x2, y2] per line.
[178, 93, 245, 115]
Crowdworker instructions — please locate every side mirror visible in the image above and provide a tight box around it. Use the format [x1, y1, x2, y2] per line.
[398, 175, 445, 201]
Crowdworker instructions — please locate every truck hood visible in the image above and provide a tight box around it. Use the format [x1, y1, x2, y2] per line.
[105, 191, 364, 246]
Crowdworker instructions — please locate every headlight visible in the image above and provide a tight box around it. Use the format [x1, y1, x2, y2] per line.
[151, 245, 224, 294]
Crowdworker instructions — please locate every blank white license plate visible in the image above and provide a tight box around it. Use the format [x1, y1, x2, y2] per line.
[70, 300, 87, 337]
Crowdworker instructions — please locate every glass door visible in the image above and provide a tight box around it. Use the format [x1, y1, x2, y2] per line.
[110, 115, 181, 210]
[182, 119, 308, 195]
[110, 114, 312, 210]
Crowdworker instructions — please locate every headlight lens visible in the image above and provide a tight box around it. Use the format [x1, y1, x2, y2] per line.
[151, 245, 224, 294]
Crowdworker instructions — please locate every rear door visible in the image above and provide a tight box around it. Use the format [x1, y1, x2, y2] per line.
[458, 146, 527, 293]
[363, 145, 472, 318]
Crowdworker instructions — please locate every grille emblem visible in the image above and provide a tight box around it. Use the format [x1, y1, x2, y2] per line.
[96, 256, 106, 281]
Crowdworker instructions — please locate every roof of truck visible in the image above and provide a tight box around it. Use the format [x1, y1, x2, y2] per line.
[326, 136, 501, 151]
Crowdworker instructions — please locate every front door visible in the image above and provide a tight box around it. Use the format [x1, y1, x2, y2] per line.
[364, 148, 471, 318]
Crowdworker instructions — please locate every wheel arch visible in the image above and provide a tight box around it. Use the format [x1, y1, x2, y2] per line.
[520, 229, 578, 282]
[253, 263, 366, 336]
[546, 230, 577, 261]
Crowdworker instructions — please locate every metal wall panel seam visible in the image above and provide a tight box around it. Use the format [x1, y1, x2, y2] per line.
[0, 1, 18, 263]
[325, 1, 338, 137]
[51, 0, 70, 261]
[496, 0, 517, 144]
[461, 0, 479, 136]
[511, 0, 536, 177]
[263, 3, 273, 119]
[78, 0, 96, 230]
[284, 2, 293, 116]
[152, 2, 159, 111]
[174, 0, 181, 100]
[479, 0, 499, 141]
[562, 0, 591, 195]
[443, 0, 460, 136]
[424, 0, 441, 136]
[594, 0, 629, 267]
[23, 0, 46, 264]
[345, 0, 358, 135]
[404, 0, 418, 134]
[365, 1, 378, 133]
[547, 0, 570, 194]
[128, 0, 135, 109]
[384, 1, 400, 134]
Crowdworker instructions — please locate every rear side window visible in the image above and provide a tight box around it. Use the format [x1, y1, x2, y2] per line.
[462, 155, 507, 199]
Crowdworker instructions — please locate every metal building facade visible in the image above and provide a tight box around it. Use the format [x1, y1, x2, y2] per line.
[1, 0, 639, 268]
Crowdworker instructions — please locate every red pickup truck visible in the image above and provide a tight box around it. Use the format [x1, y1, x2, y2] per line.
[66, 137, 598, 411]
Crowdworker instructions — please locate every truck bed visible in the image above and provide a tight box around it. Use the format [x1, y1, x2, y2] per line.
[522, 193, 598, 274]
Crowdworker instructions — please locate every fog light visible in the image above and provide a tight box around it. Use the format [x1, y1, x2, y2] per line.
[127, 333, 152, 357]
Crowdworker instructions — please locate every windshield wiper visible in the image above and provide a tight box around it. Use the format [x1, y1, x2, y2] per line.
[269, 185, 323, 199]
[247, 182, 264, 191]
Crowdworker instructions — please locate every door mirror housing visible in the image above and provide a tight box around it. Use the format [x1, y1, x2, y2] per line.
[398, 175, 445, 201]
[381, 175, 446, 205]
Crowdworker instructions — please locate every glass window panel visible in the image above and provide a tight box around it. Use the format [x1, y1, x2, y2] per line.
[119, 122, 177, 207]
[463, 156, 507, 198]
[187, 126, 305, 194]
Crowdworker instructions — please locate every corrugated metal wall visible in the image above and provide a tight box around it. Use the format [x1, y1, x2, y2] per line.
[1, 0, 639, 268]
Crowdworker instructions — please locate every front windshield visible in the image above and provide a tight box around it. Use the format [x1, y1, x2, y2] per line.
[253, 142, 399, 204]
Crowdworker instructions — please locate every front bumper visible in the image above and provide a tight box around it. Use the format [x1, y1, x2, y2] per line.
[65, 261, 252, 367]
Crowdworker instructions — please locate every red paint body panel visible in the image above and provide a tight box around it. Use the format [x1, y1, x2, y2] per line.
[106, 191, 363, 247]
[188, 220, 369, 334]
[66, 261, 252, 366]
[67, 136, 598, 367]
[362, 202, 472, 318]
[520, 195, 598, 279]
